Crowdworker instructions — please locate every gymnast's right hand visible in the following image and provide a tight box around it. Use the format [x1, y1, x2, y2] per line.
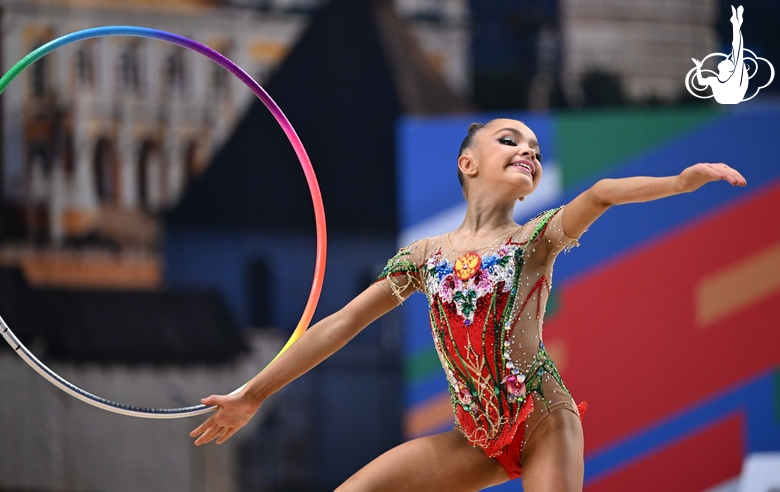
[190, 390, 263, 445]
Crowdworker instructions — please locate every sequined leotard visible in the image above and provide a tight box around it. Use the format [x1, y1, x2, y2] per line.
[375, 206, 586, 479]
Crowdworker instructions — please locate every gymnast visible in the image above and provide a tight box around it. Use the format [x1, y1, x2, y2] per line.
[191, 118, 746, 491]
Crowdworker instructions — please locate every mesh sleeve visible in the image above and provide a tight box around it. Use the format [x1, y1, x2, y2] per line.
[529, 206, 584, 261]
[374, 239, 427, 303]
[547, 206, 583, 256]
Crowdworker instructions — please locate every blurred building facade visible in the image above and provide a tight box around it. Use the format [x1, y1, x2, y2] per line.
[0, 0, 314, 265]
[0, 0, 472, 290]
[0, 2, 318, 491]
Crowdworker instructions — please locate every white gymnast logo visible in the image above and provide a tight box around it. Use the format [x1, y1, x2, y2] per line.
[685, 5, 774, 104]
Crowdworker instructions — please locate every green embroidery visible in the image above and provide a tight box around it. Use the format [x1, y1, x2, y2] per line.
[377, 248, 419, 281]
[529, 206, 562, 243]
[453, 290, 478, 319]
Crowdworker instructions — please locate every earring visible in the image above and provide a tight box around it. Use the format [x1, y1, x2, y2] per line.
[518, 196, 525, 202]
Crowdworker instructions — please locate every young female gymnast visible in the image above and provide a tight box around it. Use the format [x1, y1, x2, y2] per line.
[190, 118, 746, 491]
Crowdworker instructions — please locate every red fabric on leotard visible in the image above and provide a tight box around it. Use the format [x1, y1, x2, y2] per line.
[494, 398, 534, 479]
[495, 400, 588, 479]
[376, 207, 586, 478]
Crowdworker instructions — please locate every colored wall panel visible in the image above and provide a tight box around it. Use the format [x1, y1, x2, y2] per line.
[555, 106, 724, 188]
[585, 414, 744, 492]
[554, 108, 780, 284]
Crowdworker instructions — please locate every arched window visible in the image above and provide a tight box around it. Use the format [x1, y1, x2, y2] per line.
[63, 134, 75, 175]
[138, 140, 166, 211]
[30, 41, 48, 98]
[119, 42, 141, 93]
[165, 48, 186, 95]
[212, 61, 229, 100]
[94, 138, 116, 203]
[75, 45, 95, 88]
[184, 141, 199, 183]
[211, 43, 231, 101]
[27, 145, 50, 203]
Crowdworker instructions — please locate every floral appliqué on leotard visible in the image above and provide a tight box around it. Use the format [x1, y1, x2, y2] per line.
[376, 206, 583, 458]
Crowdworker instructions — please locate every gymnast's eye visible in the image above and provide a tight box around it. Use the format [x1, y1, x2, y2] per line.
[535, 152, 543, 163]
[498, 136, 517, 146]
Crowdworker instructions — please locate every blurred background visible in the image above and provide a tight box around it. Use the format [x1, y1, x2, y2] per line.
[0, 0, 778, 490]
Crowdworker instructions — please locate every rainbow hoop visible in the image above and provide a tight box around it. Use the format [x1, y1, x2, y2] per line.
[0, 27, 327, 418]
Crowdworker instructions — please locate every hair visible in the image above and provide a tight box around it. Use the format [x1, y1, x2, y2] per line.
[457, 122, 486, 190]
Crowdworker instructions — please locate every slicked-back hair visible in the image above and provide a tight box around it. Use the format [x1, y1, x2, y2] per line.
[457, 122, 486, 189]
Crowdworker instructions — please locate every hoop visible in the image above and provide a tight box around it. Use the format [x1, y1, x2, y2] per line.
[0, 27, 327, 418]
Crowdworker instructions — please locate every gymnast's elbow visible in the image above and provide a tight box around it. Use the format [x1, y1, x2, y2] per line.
[320, 309, 364, 348]
[588, 180, 615, 208]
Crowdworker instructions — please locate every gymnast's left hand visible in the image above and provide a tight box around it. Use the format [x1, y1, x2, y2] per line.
[190, 391, 263, 445]
[677, 162, 747, 192]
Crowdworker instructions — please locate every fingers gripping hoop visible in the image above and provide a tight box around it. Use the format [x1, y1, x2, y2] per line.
[0, 27, 327, 419]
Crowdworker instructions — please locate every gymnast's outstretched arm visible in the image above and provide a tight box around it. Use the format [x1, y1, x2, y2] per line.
[190, 281, 408, 445]
[559, 163, 747, 240]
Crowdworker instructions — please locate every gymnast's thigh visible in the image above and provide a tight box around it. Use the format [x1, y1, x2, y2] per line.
[336, 429, 510, 492]
[520, 408, 584, 492]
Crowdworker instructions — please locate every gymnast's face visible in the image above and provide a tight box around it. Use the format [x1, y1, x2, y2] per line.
[461, 119, 543, 200]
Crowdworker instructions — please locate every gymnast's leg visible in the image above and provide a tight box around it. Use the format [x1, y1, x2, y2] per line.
[336, 429, 510, 492]
[520, 409, 584, 492]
